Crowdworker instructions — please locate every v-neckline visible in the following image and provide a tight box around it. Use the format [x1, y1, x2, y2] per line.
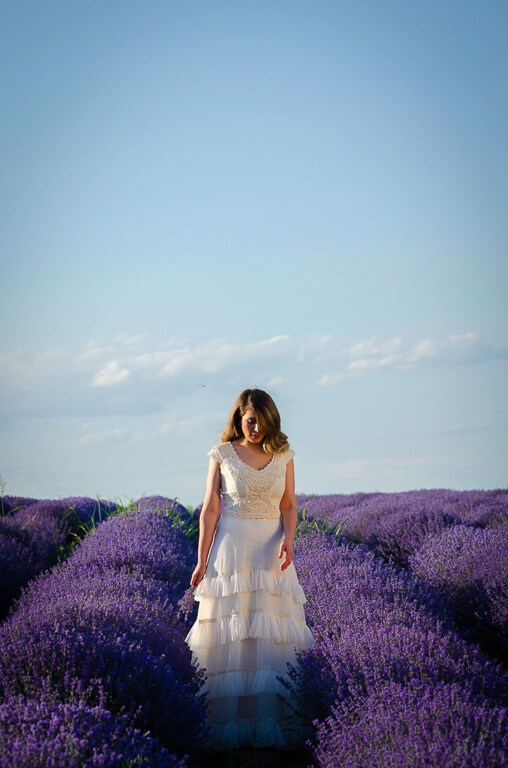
[229, 441, 274, 471]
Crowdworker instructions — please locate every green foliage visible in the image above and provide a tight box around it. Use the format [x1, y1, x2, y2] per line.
[55, 495, 124, 563]
[116, 496, 201, 544]
[295, 502, 349, 540]
[177, 502, 349, 546]
[0, 477, 345, 563]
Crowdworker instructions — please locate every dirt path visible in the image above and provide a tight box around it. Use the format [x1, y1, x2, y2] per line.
[188, 747, 313, 768]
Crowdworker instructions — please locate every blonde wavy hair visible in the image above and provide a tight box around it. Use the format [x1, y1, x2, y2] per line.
[220, 388, 290, 456]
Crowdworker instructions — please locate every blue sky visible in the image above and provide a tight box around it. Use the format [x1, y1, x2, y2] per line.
[1, 0, 507, 507]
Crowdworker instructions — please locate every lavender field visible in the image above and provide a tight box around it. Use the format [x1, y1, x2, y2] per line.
[0, 489, 507, 767]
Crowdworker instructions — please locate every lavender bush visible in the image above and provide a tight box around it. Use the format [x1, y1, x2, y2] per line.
[68, 497, 193, 594]
[297, 489, 508, 566]
[409, 524, 508, 661]
[0, 692, 189, 768]
[0, 495, 39, 516]
[0, 496, 120, 620]
[310, 679, 508, 768]
[3, 486, 505, 766]
[296, 488, 508, 662]
[282, 527, 508, 767]
[130, 493, 189, 518]
[2, 494, 119, 526]
[461, 490, 508, 528]
[0, 499, 210, 764]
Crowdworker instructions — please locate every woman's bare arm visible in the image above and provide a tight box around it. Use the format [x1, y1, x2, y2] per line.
[196, 457, 222, 566]
[279, 458, 297, 544]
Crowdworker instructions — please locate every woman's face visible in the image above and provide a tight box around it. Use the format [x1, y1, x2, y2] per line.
[241, 407, 263, 444]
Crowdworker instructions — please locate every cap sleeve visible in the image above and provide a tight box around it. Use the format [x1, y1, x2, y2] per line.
[207, 444, 223, 463]
[284, 447, 295, 463]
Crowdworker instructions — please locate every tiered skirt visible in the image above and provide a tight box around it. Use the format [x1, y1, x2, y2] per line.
[184, 514, 316, 750]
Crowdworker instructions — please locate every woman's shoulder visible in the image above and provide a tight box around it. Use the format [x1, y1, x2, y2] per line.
[207, 442, 229, 463]
[278, 444, 295, 463]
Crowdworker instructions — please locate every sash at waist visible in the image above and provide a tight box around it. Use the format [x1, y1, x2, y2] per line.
[221, 496, 281, 520]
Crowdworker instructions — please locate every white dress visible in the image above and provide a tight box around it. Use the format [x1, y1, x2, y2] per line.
[184, 441, 316, 750]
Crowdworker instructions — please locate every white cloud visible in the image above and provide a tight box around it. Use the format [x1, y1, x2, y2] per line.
[265, 376, 289, 387]
[73, 341, 115, 364]
[424, 423, 492, 436]
[316, 372, 345, 385]
[406, 338, 436, 362]
[129, 335, 294, 380]
[294, 336, 333, 362]
[91, 360, 130, 387]
[114, 332, 147, 346]
[345, 336, 403, 361]
[79, 428, 131, 445]
[331, 455, 456, 482]
[2, 330, 506, 407]
[0, 349, 67, 381]
[317, 330, 508, 386]
[130, 412, 213, 442]
[78, 410, 222, 446]
[348, 354, 400, 372]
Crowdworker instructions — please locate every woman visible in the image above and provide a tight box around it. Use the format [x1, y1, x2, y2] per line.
[185, 388, 315, 751]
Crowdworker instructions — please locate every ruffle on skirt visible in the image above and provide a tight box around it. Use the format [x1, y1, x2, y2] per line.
[185, 565, 316, 750]
[193, 566, 307, 604]
[185, 607, 315, 648]
[187, 635, 304, 676]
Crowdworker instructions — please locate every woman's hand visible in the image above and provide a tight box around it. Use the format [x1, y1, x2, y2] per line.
[278, 539, 293, 571]
[190, 561, 207, 588]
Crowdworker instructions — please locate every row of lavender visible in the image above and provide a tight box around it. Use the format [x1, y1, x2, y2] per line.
[296, 489, 508, 663]
[0, 496, 209, 768]
[0, 494, 121, 620]
[2, 490, 507, 766]
[286, 527, 508, 768]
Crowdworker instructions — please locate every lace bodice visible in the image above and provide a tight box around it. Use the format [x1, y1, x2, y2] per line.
[207, 441, 295, 520]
